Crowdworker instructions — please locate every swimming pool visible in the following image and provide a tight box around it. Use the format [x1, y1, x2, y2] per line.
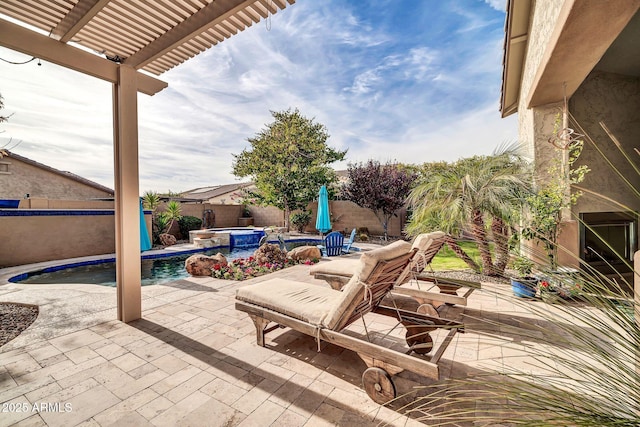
[12, 238, 321, 286]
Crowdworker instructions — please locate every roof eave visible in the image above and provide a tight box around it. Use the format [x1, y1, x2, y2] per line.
[499, 0, 532, 118]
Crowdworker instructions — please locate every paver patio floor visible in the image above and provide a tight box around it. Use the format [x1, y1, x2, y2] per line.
[0, 258, 564, 427]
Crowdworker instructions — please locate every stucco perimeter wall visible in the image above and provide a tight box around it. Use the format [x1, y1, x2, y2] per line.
[19, 199, 115, 209]
[163, 201, 402, 236]
[570, 71, 640, 214]
[304, 200, 404, 237]
[157, 203, 243, 228]
[0, 206, 152, 268]
[250, 206, 284, 227]
[0, 157, 113, 200]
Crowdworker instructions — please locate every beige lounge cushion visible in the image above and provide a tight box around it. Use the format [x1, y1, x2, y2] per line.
[323, 240, 412, 330]
[411, 231, 445, 252]
[309, 232, 445, 281]
[236, 278, 341, 326]
[309, 258, 359, 278]
[405, 231, 446, 277]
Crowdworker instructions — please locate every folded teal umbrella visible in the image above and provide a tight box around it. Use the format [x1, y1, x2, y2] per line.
[139, 199, 152, 251]
[315, 185, 331, 234]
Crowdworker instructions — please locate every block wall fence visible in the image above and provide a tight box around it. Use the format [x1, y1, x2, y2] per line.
[0, 199, 405, 268]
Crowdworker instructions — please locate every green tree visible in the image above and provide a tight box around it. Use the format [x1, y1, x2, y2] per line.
[521, 140, 589, 270]
[232, 108, 346, 230]
[407, 145, 531, 276]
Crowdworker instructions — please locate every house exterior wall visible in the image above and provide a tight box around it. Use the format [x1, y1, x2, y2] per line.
[514, 1, 640, 269]
[516, 0, 579, 268]
[570, 71, 640, 214]
[0, 156, 113, 200]
[517, 0, 565, 161]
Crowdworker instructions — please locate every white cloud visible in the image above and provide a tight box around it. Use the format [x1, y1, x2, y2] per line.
[484, 0, 506, 12]
[0, 0, 515, 193]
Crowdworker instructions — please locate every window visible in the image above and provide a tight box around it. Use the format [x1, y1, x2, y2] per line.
[0, 161, 9, 174]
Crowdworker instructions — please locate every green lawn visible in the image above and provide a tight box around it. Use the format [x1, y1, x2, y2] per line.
[430, 240, 488, 271]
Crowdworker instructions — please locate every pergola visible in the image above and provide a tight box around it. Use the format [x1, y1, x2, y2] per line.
[0, 0, 294, 322]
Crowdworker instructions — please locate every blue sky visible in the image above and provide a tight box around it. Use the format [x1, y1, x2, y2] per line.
[0, 0, 515, 193]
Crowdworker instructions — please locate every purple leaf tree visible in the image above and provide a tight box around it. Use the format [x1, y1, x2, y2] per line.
[343, 160, 417, 240]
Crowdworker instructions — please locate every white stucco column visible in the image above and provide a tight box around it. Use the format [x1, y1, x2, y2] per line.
[113, 64, 142, 322]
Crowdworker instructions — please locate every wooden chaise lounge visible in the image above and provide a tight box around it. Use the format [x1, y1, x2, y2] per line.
[235, 238, 464, 403]
[310, 231, 480, 313]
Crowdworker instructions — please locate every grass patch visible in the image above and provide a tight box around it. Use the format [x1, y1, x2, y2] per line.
[430, 240, 488, 270]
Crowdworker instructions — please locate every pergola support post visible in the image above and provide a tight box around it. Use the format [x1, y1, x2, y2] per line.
[113, 64, 142, 322]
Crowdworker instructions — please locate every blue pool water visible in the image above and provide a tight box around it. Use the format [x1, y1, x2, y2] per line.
[13, 238, 321, 286]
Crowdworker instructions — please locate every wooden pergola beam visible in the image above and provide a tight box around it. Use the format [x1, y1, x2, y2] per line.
[0, 18, 167, 96]
[51, 0, 110, 43]
[124, 0, 256, 70]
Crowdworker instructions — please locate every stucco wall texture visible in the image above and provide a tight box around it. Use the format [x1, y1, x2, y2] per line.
[570, 71, 640, 214]
[517, 0, 564, 162]
[513, 1, 640, 267]
[1, 200, 403, 267]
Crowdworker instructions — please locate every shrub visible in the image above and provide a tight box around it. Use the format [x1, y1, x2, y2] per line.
[178, 215, 202, 237]
[290, 210, 312, 232]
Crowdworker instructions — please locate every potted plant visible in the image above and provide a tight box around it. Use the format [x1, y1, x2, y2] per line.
[510, 255, 538, 298]
[238, 204, 254, 227]
[538, 269, 583, 303]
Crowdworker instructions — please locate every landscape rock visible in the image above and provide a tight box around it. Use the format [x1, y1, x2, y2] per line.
[159, 233, 177, 246]
[287, 245, 321, 261]
[185, 253, 227, 276]
[253, 243, 287, 265]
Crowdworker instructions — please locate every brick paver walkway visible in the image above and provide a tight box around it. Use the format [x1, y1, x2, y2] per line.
[0, 259, 553, 427]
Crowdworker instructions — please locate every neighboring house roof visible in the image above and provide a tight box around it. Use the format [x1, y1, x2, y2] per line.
[181, 182, 253, 201]
[5, 151, 114, 195]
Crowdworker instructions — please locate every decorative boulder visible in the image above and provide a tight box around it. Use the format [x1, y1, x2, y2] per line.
[253, 243, 287, 265]
[210, 253, 228, 266]
[159, 233, 177, 246]
[185, 253, 228, 276]
[287, 245, 321, 261]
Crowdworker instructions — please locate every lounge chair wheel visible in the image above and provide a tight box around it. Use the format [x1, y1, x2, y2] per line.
[362, 367, 396, 405]
[416, 303, 439, 317]
[362, 367, 396, 404]
[405, 329, 434, 354]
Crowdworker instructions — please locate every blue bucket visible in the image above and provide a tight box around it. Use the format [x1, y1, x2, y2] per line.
[511, 278, 538, 298]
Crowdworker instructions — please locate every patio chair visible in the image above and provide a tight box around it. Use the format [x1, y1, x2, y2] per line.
[317, 230, 344, 256]
[341, 228, 357, 254]
[277, 233, 286, 251]
[235, 238, 464, 404]
[310, 231, 481, 311]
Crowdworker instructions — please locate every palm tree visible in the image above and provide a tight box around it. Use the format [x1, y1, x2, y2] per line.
[407, 145, 531, 276]
[163, 200, 183, 233]
[142, 191, 160, 211]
